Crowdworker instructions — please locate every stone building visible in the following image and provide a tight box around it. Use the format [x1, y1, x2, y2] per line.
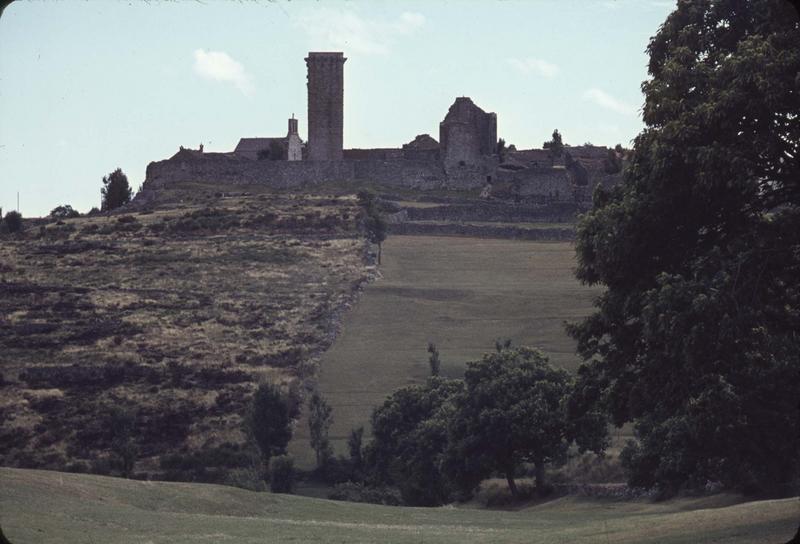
[233, 116, 304, 161]
[306, 52, 346, 161]
[439, 97, 497, 169]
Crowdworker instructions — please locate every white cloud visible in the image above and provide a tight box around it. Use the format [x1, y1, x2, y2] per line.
[193, 49, 254, 96]
[583, 88, 638, 115]
[297, 9, 426, 56]
[506, 57, 559, 79]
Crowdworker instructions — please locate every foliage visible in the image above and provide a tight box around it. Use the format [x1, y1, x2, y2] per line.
[569, 0, 800, 494]
[3, 210, 22, 233]
[268, 454, 294, 493]
[543, 129, 564, 161]
[602, 148, 622, 174]
[50, 205, 80, 219]
[245, 384, 292, 462]
[443, 347, 603, 498]
[107, 406, 138, 478]
[308, 391, 334, 468]
[328, 482, 402, 505]
[357, 190, 388, 263]
[366, 376, 463, 506]
[496, 138, 507, 162]
[427, 343, 441, 377]
[347, 426, 364, 472]
[101, 168, 132, 211]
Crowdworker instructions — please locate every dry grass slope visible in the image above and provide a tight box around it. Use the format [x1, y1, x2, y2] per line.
[0, 185, 370, 481]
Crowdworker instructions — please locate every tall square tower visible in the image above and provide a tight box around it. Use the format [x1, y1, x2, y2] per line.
[305, 52, 346, 161]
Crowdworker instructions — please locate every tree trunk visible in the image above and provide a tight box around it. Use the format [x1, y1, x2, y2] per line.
[377, 243, 382, 265]
[534, 461, 547, 495]
[505, 464, 518, 498]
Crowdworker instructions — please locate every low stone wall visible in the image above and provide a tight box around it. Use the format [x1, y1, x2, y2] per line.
[389, 222, 575, 241]
[404, 202, 580, 223]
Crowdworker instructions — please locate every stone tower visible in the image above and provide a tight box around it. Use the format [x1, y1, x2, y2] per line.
[305, 52, 346, 161]
[286, 114, 303, 161]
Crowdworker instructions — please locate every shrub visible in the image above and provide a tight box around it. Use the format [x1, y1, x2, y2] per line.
[3, 210, 22, 233]
[245, 383, 292, 461]
[269, 455, 294, 493]
[50, 205, 80, 219]
[328, 482, 402, 506]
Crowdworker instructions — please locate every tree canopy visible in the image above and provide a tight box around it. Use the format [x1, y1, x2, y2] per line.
[569, 0, 799, 493]
[101, 168, 133, 212]
[444, 347, 605, 497]
[245, 384, 293, 462]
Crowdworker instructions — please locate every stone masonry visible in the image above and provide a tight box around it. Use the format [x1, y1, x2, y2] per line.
[305, 52, 346, 161]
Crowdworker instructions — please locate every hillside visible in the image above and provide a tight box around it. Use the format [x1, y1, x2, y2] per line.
[0, 183, 371, 482]
[1, 467, 797, 544]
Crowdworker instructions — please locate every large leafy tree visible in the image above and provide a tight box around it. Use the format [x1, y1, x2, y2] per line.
[569, 0, 799, 493]
[366, 377, 462, 506]
[444, 347, 606, 498]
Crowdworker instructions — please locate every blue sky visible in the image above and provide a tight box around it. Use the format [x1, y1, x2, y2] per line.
[0, 0, 674, 217]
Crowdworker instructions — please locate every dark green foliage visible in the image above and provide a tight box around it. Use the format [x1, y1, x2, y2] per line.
[496, 138, 507, 162]
[543, 129, 564, 161]
[101, 168, 132, 211]
[268, 454, 294, 493]
[444, 347, 600, 498]
[357, 190, 388, 263]
[569, 0, 800, 494]
[427, 343, 441, 377]
[107, 406, 138, 478]
[308, 390, 334, 468]
[3, 210, 22, 233]
[367, 377, 463, 506]
[49, 205, 80, 219]
[602, 148, 622, 174]
[245, 384, 292, 461]
[328, 482, 402, 505]
[347, 426, 364, 471]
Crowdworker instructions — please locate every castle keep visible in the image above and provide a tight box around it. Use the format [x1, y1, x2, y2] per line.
[144, 52, 619, 201]
[306, 52, 346, 161]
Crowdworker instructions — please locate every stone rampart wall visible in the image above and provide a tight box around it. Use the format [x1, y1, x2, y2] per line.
[389, 222, 575, 241]
[404, 202, 580, 223]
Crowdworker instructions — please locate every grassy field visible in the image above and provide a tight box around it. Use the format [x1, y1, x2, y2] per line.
[290, 235, 603, 466]
[1, 467, 797, 544]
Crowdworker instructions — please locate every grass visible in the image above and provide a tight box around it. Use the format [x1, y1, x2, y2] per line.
[1, 467, 797, 544]
[0, 186, 369, 479]
[290, 235, 603, 466]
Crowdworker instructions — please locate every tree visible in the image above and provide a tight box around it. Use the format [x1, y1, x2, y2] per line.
[569, 0, 799, 494]
[427, 343, 441, 377]
[107, 406, 138, 478]
[347, 426, 364, 472]
[269, 140, 286, 161]
[357, 190, 388, 264]
[367, 377, 463, 506]
[269, 455, 295, 493]
[308, 391, 334, 468]
[543, 129, 563, 163]
[245, 384, 292, 462]
[101, 168, 132, 211]
[443, 347, 602, 498]
[496, 138, 507, 162]
[2, 210, 22, 233]
[50, 204, 80, 219]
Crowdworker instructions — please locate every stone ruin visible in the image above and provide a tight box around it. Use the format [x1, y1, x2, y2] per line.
[144, 52, 622, 203]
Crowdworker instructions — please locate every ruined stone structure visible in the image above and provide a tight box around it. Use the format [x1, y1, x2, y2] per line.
[144, 51, 621, 202]
[305, 52, 346, 161]
[439, 97, 497, 169]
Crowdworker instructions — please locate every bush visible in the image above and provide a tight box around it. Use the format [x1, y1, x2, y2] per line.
[50, 205, 80, 219]
[328, 482, 402, 506]
[3, 210, 22, 233]
[269, 455, 294, 493]
[245, 383, 292, 461]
